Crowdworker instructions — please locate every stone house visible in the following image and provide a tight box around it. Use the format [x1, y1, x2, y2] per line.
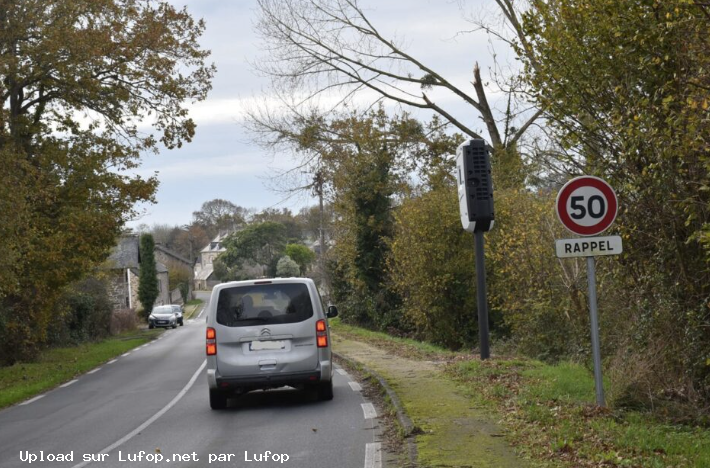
[193, 233, 228, 290]
[193, 231, 271, 289]
[154, 243, 194, 303]
[106, 234, 170, 311]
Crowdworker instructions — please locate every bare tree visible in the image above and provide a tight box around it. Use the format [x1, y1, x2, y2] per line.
[253, 0, 542, 153]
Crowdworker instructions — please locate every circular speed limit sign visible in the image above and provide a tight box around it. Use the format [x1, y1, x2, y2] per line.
[556, 176, 618, 236]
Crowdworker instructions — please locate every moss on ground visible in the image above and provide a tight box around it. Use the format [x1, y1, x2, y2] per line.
[333, 334, 527, 467]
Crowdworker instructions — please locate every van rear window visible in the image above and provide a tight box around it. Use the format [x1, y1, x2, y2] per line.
[216, 283, 314, 327]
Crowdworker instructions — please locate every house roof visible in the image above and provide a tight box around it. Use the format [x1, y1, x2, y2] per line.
[154, 244, 193, 266]
[194, 265, 214, 281]
[199, 232, 231, 253]
[108, 235, 140, 269]
[156, 262, 168, 274]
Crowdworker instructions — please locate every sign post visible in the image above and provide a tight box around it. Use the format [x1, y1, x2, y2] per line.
[555, 175, 621, 407]
[586, 256, 605, 406]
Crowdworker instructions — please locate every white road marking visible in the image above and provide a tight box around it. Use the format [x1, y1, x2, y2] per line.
[348, 381, 362, 392]
[87, 368, 101, 375]
[70, 360, 206, 468]
[361, 403, 377, 419]
[107, 359, 117, 364]
[336, 369, 348, 376]
[364, 443, 382, 468]
[59, 379, 78, 388]
[196, 306, 205, 319]
[19, 395, 45, 406]
[121, 352, 130, 357]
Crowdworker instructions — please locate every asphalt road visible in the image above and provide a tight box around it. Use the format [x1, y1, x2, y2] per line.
[0, 292, 382, 468]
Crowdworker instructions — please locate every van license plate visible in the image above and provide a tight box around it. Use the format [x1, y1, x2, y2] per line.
[250, 340, 286, 351]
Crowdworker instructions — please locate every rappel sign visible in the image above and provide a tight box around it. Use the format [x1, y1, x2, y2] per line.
[555, 176, 623, 407]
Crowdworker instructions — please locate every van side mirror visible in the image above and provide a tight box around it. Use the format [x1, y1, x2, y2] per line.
[326, 305, 338, 318]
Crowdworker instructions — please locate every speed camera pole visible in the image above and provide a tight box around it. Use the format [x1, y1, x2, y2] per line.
[474, 230, 490, 359]
[456, 139, 494, 360]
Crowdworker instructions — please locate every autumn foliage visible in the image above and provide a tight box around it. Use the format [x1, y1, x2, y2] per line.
[0, 0, 213, 364]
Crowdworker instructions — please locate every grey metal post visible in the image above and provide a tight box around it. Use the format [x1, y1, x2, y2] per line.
[475, 230, 490, 360]
[586, 256, 606, 406]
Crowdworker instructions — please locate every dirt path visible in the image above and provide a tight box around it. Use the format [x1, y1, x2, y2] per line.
[333, 335, 527, 468]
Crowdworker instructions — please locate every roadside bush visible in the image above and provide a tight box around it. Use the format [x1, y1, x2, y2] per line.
[602, 265, 710, 420]
[338, 291, 377, 328]
[390, 184, 478, 349]
[49, 277, 113, 346]
[109, 309, 138, 335]
[0, 301, 40, 365]
[487, 188, 590, 361]
[390, 184, 592, 356]
[178, 283, 190, 303]
[522, 0, 710, 414]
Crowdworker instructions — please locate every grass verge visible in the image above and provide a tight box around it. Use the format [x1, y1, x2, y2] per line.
[183, 298, 204, 320]
[450, 359, 710, 467]
[0, 329, 162, 409]
[330, 318, 456, 360]
[332, 320, 710, 467]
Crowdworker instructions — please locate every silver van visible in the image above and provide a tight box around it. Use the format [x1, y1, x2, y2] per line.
[205, 278, 338, 409]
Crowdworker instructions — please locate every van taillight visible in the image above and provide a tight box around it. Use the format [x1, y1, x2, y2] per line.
[206, 327, 217, 355]
[316, 320, 328, 348]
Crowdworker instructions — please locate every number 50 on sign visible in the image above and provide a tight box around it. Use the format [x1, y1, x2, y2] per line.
[555, 175, 618, 237]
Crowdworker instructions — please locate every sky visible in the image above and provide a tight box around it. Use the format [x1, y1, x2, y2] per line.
[126, 0, 515, 229]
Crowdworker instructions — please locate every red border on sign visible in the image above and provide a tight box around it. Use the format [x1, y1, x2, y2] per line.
[556, 176, 618, 236]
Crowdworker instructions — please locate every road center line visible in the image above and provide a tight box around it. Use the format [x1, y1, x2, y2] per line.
[70, 360, 206, 468]
[361, 403, 377, 419]
[364, 443, 381, 468]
